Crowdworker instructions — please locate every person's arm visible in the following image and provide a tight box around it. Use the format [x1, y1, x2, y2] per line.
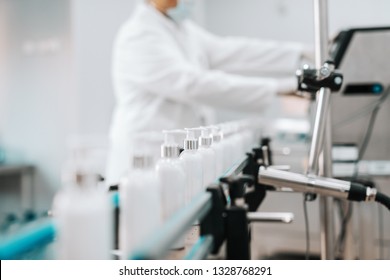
[186, 21, 308, 77]
[113, 29, 293, 113]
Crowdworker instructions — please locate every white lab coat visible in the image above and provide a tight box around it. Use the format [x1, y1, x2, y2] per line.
[105, 2, 305, 185]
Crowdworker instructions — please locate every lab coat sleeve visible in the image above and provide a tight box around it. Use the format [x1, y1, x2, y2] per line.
[113, 30, 290, 113]
[186, 21, 306, 77]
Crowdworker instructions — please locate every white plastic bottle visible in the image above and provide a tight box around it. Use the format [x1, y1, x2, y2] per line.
[53, 156, 113, 260]
[231, 122, 245, 162]
[119, 135, 161, 259]
[180, 128, 203, 204]
[210, 126, 225, 179]
[156, 130, 186, 249]
[240, 119, 256, 150]
[198, 127, 217, 186]
[220, 123, 236, 169]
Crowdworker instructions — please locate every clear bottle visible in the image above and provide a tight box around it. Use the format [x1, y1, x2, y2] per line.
[156, 130, 186, 249]
[52, 152, 113, 260]
[180, 128, 203, 204]
[119, 134, 161, 259]
[198, 127, 217, 186]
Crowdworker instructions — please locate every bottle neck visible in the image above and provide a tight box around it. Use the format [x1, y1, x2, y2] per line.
[184, 139, 198, 150]
[161, 145, 180, 158]
[212, 134, 222, 143]
[200, 137, 212, 148]
[71, 172, 99, 189]
[133, 156, 154, 169]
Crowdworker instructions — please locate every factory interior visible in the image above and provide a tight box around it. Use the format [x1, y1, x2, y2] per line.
[0, 0, 390, 260]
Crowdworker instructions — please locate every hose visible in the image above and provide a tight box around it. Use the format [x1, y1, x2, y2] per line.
[375, 192, 390, 211]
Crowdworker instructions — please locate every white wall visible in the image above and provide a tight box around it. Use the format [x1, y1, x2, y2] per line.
[328, 0, 390, 34]
[203, 0, 390, 42]
[0, 0, 139, 213]
[0, 0, 77, 212]
[0, 0, 7, 136]
[70, 0, 137, 135]
[204, 0, 314, 43]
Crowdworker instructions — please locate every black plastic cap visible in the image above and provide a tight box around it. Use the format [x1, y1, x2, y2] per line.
[347, 182, 367, 202]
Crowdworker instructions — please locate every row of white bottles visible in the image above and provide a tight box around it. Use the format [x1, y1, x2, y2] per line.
[51, 119, 262, 260]
[122, 121, 262, 257]
[218, 120, 258, 171]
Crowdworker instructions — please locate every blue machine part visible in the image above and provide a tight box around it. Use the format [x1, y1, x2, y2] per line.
[0, 219, 56, 259]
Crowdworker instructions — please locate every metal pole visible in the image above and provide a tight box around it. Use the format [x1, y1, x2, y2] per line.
[307, 88, 331, 174]
[321, 112, 335, 260]
[308, 0, 330, 174]
[308, 0, 335, 260]
[185, 235, 214, 260]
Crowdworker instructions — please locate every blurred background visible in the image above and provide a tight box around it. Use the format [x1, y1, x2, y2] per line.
[1, 0, 390, 259]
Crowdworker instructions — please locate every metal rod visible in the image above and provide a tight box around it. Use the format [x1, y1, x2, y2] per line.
[309, 0, 335, 260]
[323, 113, 333, 177]
[258, 168, 350, 199]
[129, 191, 212, 260]
[219, 156, 249, 206]
[319, 195, 334, 259]
[184, 235, 214, 260]
[320, 112, 335, 259]
[307, 88, 331, 174]
[247, 212, 294, 224]
[222, 156, 249, 178]
[308, 0, 332, 174]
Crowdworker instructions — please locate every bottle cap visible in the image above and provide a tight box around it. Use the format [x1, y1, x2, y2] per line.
[161, 130, 183, 158]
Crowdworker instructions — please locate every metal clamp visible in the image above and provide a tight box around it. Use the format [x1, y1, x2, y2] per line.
[296, 61, 343, 94]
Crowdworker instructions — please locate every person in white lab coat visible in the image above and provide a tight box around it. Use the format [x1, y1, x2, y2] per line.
[105, 0, 310, 185]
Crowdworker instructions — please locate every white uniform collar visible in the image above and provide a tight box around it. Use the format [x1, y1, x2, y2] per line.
[139, 1, 184, 31]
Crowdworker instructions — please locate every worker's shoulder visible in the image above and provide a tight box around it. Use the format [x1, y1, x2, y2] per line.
[116, 14, 168, 43]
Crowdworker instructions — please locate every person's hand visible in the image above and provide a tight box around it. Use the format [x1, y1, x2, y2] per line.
[301, 45, 315, 65]
[280, 94, 311, 118]
[275, 77, 299, 96]
[276, 77, 316, 100]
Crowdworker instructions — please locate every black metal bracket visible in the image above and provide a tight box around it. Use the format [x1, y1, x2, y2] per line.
[242, 137, 275, 211]
[219, 174, 254, 260]
[200, 138, 277, 260]
[243, 152, 267, 211]
[225, 205, 250, 260]
[296, 61, 343, 94]
[201, 175, 254, 259]
[200, 184, 227, 255]
[220, 174, 254, 206]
